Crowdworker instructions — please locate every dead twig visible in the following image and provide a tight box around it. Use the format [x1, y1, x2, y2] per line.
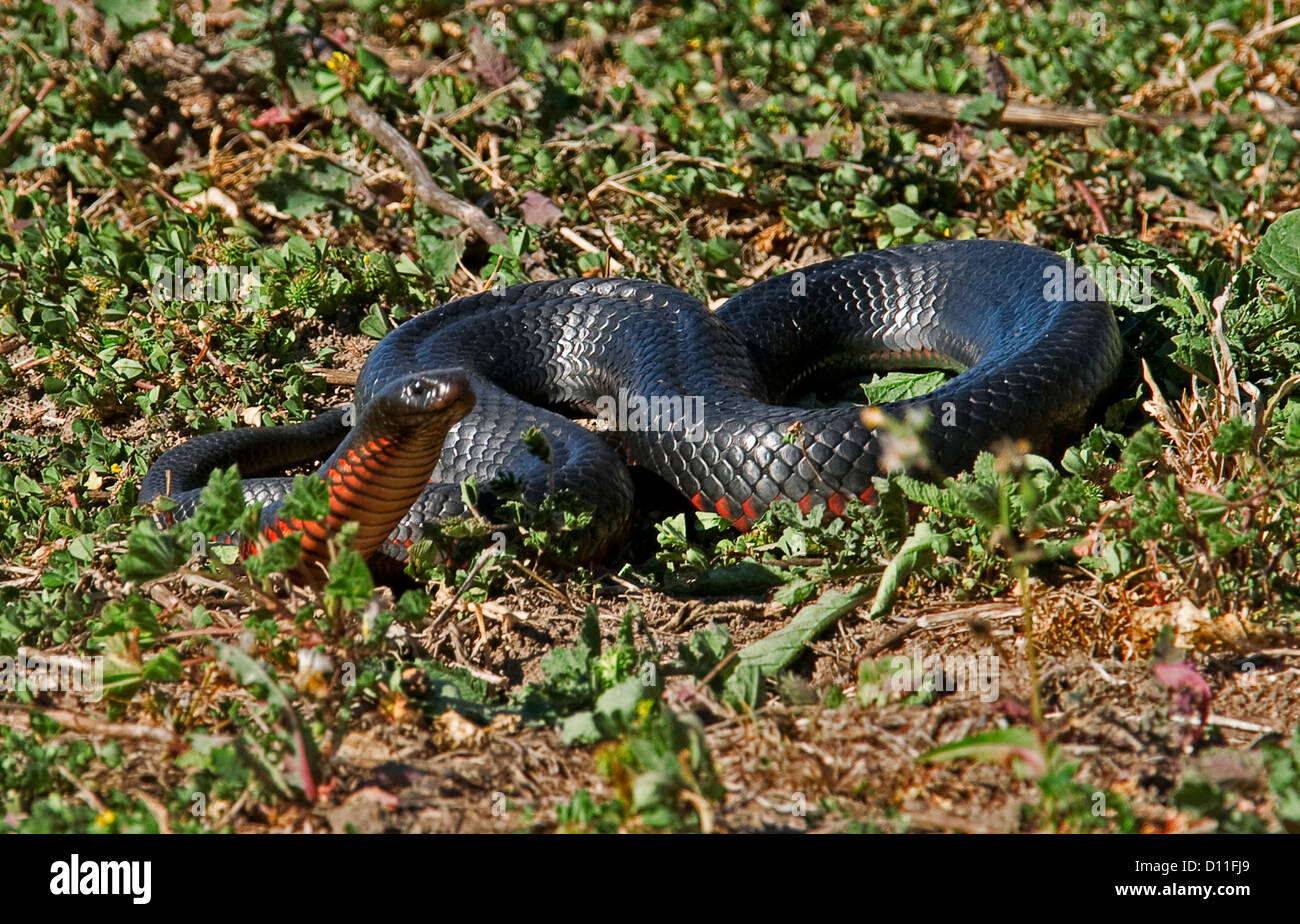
[1170, 713, 1275, 734]
[863, 619, 921, 657]
[1073, 179, 1110, 235]
[0, 77, 56, 149]
[343, 93, 556, 281]
[0, 702, 180, 746]
[863, 603, 1021, 658]
[873, 90, 1300, 131]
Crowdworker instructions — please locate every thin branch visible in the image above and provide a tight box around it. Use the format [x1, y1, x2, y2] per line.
[874, 90, 1300, 131]
[343, 93, 557, 280]
[0, 77, 56, 149]
[0, 702, 180, 746]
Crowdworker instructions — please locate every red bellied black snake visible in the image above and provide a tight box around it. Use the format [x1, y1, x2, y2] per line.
[140, 240, 1123, 573]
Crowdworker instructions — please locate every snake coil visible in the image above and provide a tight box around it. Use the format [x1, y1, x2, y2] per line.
[141, 240, 1123, 572]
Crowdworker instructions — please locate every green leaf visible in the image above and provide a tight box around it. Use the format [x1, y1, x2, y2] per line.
[676, 624, 733, 684]
[279, 475, 330, 522]
[1210, 417, 1253, 455]
[859, 370, 948, 404]
[215, 644, 319, 799]
[356, 47, 388, 73]
[141, 647, 183, 682]
[918, 726, 1049, 779]
[1254, 209, 1300, 291]
[956, 93, 1005, 124]
[244, 534, 303, 581]
[416, 237, 462, 281]
[116, 522, 186, 583]
[256, 158, 353, 219]
[724, 585, 869, 708]
[99, 633, 143, 700]
[883, 203, 923, 230]
[894, 474, 968, 516]
[358, 305, 389, 340]
[722, 661, 764, 711]
[774, 578, 819, 608]
[561, 674, 657, 745]
[415, 660, 490, 705]
[1285, 405, 1300, 447]
[94, 0, 162, 34]
[670, 560, 786, 595]
[191, 465, 247, 538]
[1111, 424, 1164, 492]
[394, 255, 424, 276]
[521, 426, 553, 464]
[595, 674, 652, 727]
[68, 533, 95, 563]
[560, 710, 601, 745]
[867, 522, 936, 619]
[323, 550, 374, 613]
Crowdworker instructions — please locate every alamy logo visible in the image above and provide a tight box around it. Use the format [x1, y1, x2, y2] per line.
[150, 258, 260, 303]
[0, 650, 103, 703]
[49, 855, 151, 904]
[886, 650, 1000, 703]
[1043, 259, 1154, 307]
[594, 388, 705, 442]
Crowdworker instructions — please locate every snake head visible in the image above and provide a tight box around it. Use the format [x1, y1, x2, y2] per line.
[368, 369, 475, 435]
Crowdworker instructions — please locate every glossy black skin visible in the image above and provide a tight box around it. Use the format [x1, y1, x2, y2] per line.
[141, 240, 1123, 566]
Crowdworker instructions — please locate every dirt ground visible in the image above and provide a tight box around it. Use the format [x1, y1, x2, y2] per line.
[71, 565, 1298, 834]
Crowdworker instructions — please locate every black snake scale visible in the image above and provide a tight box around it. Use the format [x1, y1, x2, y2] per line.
[141, 239, 1123, 570]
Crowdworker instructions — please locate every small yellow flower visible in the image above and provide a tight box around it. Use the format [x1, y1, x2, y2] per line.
[110, 463, 121, 474]
[327, 51, 350, 72]
[95, 810, 115, 827]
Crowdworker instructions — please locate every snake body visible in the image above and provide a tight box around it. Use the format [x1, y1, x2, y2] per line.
[140, 240, 1123, 572]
